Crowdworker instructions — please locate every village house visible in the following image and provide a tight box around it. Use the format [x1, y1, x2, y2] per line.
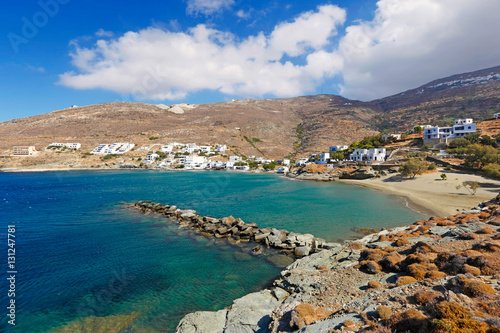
[382, 134, 401, 141]
[329, 145, 348, 152]
[12, 146, 37, 156]
[146, 152, 160, 163]
[349, 148, 387, 162]
[91, 143, 135, 155]
[316, 153, 330, 164]
[295, 158, 309, 166]
[49, 142, 81, 149]
[229, 156, 242, 163]
[423, 119, 476, 142]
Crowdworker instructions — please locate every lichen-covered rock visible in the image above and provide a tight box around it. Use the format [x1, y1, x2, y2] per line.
[176, 310, 227, 333]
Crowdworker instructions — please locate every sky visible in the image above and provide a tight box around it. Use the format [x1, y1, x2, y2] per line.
[1, 0, 500, 122]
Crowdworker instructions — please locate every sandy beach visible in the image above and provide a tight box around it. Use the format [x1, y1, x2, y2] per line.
[338, 168, 500, 217]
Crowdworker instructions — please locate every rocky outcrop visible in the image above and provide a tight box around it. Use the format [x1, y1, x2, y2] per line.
[132, 201, 339, 256]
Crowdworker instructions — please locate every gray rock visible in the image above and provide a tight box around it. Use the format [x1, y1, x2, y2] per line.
[176, 309, 227, 333]
[267, 235, 282, 247]
[296, 313, 362, 332]
[272, 287, 290, 301]
[267, 255, 295, 267]
[449, 223, 488, 237]
[428, 226, 452, 237]
[321, 242, 341, 250]
[294, 246, 310, 257]
[254, 233, 270, 242]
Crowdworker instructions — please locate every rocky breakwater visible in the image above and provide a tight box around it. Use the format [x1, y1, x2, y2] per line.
[132, 201, 340, 258]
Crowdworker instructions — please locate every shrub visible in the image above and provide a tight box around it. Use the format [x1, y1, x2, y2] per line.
[482, 163, 500, 179]
[376, 306, 393, 320]
[400, 158, 430, 178]
[389, 309, 428, 332]
[414, 290, 439, 305]
[463, 264, 481, 276]
[394, 238, 410, 247]
[464, 280, 496, 297]
[149, 136, 159, 140]
[425, 270, 447, 281]
[367, 280, 381, 289]
[361, 260, 382, 274]
[396, 276, 417, 286]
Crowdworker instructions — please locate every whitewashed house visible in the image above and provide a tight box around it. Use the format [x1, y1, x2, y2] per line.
[277, 159, 290, 166]
[216, 145, 227, 153]
[185, 155, 207, 169]
[423, 119, 476, 141]
[160, 145, 173, 153]
[382, 134, 401, 141]
[199, 146, 211, 153]
[349, 148, 386, 162]
[295, 158, 309, 166]
[91, 144, 110, 154]
[329, 145, 348, 152]
[494, 113, 500, 118]
[229, 156, 242, 163]
[146, 152, 160, 163]
[316, 153, 330, 164]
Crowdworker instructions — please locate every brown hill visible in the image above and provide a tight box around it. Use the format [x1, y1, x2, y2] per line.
[0, 97, 376, 159]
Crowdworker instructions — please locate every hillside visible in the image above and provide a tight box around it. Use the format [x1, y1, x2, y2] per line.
[371, 65, 500, 131]
[1, 65, 500, 163]
[0, 96, 377, 159]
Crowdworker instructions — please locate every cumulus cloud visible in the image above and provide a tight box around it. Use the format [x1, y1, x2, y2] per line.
[186, 0, 235, 16]
[338, 0, 500, 100]
[59, 1, 500, 102]
[58, 5, 346, 100]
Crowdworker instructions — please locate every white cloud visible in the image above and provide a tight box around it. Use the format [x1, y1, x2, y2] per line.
[95, 29, 114, 38]
[338, 0, 500, 100]
[58, 5, 346, 100]
[186, 0, 235, 16]
[59, 1, 500, 102]
[236, 9, 251, 20]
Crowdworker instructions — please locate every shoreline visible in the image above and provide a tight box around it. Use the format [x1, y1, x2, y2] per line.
[337, 168, 500, 217]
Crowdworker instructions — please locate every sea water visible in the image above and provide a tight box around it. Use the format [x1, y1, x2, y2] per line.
[0, 170, 425, 332]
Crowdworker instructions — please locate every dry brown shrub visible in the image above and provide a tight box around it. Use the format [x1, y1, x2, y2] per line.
[360, 249, 388, 262]
[479, 212, 491, 219]
[360, 260, 382, 274]
[383, 246, 396, 253]
[437, 220, 454, 226]
[412, 241, 437, 254]
[463, 280, 496, 297]
[463, 249, 483, 257]
[472, 242, 500, 253]
[389, 309, 428, 332]
[381, 254, 404, 272]
[434, 301, 490, 332]
[376, 305, 393, 320]
[290, 303, 316, 329]
[395, 238, 410, 247]
[348, 242, 363, 250]
[426, 270, 448, 281]
[476, 227, 494, 234]
[463, 264, 481, 276]
[343, 319, 355, 327]
[414, 290, 440, 305]
[367, 280, 381, 289]
[317, 266, 328, 271]
[396, 275, 417, 286]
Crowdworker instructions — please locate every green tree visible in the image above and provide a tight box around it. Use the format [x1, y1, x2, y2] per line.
[413, 126, 423, 133]
[448, 137, 470, 149]
[331, 152, 344, 160]
[456, 181, 480, 195]
[464, 132, 480, 144]
[400, 158, 428, 178]
[464, 144, 498, 169]
[482, 163, 500, 179]
[440, 173, 447, 181]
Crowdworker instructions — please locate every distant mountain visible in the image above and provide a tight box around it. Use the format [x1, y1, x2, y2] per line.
[370, 65, 500, 130]
[1, 65, 500, 158]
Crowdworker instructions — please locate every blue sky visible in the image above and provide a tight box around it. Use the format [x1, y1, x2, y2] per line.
[1, 0, 500, 122]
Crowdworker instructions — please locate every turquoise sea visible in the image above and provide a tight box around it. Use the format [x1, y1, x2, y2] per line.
[0, 170, 426, 332]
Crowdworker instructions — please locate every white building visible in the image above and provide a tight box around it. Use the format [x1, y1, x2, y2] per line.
[91, 144, 109, 154]
[49, 143, 81, 149]
[92, 143, 134, 155]
[329, 145, 348, 152]
[199, 146, 211, 153]
[494, 113, 500, 118]
[350, 148, 386, 162]
[423, 119, 476, 141]
[295, 158, 309, 166]
[216, 145, 227, 153]
[146, 152, 160, 162]
[160, 145, 173, 153]
[229, 156, 242, 163]
[382, 134, 401, 141]
[316, 153, 330, 164]
[277, 159, 290, 166]
[184, 155, 207, 169]
[13, 146, 37, 156]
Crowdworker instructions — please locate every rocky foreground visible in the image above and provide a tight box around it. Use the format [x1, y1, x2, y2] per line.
[176, 196, 500, 333]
